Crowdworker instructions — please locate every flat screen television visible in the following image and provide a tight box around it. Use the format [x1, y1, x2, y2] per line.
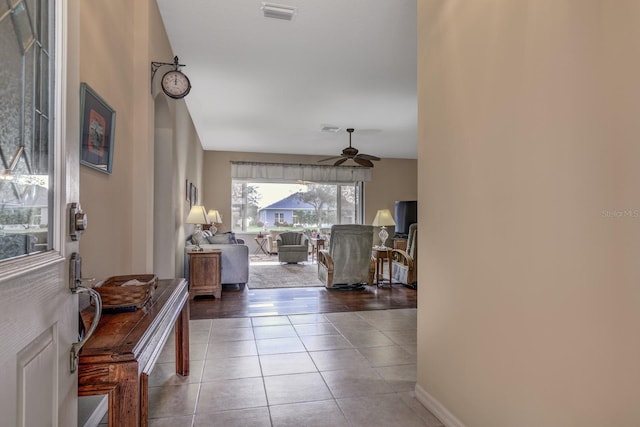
[394, 200, 417, 237]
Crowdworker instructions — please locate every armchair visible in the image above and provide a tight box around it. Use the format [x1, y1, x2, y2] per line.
[317, 224, 375, 289]
[277, 232, 309, 263]
[392, 223, 417, 288]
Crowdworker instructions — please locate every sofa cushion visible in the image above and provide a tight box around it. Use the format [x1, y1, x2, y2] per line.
[207, 234, 232, 244]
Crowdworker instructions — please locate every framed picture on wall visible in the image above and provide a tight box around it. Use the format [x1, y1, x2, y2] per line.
[186, 179, 191, 202]
[190, 183, 197, 207]
[79, 83, 116, 173]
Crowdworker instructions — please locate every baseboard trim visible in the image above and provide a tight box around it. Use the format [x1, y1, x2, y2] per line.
[414, 384, 466, 427]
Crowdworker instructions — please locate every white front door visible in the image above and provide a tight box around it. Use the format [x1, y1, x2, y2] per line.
[0, 1, 82, 426]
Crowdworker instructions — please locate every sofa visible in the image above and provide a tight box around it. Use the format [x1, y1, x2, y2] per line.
[184, 232, 249, 288]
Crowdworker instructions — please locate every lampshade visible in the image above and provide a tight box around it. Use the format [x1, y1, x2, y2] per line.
[207, 209, 222, 224]
[372, 209, 396, 227]
[186, 205, 210, 225]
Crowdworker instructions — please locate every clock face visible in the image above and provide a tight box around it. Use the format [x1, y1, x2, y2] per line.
[161, 70, 191, 99]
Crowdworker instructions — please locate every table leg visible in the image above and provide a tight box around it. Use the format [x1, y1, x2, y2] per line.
[175, 301, 190, 376]
[387, 254, 393, 287]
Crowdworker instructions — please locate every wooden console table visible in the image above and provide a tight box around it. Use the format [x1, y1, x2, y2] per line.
[78, 278, 190, 427]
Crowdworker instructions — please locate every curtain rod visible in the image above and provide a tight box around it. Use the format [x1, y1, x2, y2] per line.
[229, 161, 370, 169]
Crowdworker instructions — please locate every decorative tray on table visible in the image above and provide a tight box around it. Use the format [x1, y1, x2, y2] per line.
[93, 274, 158, 310]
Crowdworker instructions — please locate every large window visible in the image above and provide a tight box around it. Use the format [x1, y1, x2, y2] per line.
[0, 0, 53, 261]
[232, 180, 363, 233]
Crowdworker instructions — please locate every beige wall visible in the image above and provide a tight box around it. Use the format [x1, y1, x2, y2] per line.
[417, 1, 640, 426]
[201, 151, 417, 235]
[78, 0, 202, 281]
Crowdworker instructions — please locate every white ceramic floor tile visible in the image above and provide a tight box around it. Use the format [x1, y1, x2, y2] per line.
[270, 399, 350, 427]
[337, 394, 430, 427]
[287, 313, 329, 324]
[256, 337, 306, 355]
[201, 355, 262, 382]
[321, 365, 393, 399]
[148, 384, 200, 419]
[264, 372, 333, 405]
[197, 377, 267, 413]
[212, 317, 253, 328]
[193, 407, 272, 427]
[300, 334, 354, 352]
[206, 339, 257, 358]
[253, 324, 298, 339]
[293, 322, 340, 336]
[309, 348, 370, 372]
[149, 360, 204, 387]
[375, 364, 417, 392]
[341, 329, 397, 348]
[251, 315, 292, 327]
[357, 344, 416, 367]
[148, 416, 194, 427]
[209, 326, 255, 342]
[259, 352, 318, 376]
[397, 391, 445, 427]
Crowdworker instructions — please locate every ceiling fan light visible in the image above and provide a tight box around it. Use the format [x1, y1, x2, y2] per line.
[261, 3, 296, 20]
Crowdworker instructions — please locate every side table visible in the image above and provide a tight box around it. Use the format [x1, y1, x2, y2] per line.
[311, 237, 326, 263]
[372, 247, 393, 286]
[254, 236, 269, 255]
[188, 249, 222, 299]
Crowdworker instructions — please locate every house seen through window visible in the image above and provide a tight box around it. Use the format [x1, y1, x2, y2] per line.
[232, 181, 363, 234]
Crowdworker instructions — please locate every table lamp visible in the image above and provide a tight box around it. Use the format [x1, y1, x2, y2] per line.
[207, 209, 222, 234]
[186, 205, 210, 250]
[372, 209, 396, 248]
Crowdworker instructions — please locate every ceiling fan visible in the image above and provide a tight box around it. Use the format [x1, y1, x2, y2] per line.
[318, 128, 380, 167]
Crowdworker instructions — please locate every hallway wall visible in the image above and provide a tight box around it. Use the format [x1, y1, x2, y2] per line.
[417, 1, 640, 426]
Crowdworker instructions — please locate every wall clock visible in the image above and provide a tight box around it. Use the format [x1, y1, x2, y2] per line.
[161, 69, 191, 99]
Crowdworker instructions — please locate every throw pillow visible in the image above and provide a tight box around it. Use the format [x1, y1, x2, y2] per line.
[207, 234, 232, 244]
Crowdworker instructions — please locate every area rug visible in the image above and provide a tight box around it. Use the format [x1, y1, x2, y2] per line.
[248, 263, 324, 289]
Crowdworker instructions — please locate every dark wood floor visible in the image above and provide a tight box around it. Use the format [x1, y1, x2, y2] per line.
[189, 284, 417, 319]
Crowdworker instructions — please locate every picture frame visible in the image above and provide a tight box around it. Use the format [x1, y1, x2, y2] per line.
[190, 183, 197, 207]
[79, 83, 116, 173]
[186, 179, 191, 202]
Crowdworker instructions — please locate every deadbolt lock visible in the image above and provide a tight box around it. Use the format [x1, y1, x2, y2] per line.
[69, 202, 87, 241]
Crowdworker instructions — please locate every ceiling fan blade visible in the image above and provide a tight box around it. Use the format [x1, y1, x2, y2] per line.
[318, 155, 343, 163]
[355, 153, 380, 161]
[334, 158, 348, 166]
[354, 158, 374, 167]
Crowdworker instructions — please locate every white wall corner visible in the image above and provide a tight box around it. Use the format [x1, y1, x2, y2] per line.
[415, 384, 466, 427]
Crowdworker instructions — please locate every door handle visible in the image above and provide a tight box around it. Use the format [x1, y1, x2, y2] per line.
[70, 286, 101, 373]
[68, 252, 101, 373]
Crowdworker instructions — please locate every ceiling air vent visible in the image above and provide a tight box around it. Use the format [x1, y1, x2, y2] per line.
[261, 3, 296, 21]
[320, 124, 341, 133]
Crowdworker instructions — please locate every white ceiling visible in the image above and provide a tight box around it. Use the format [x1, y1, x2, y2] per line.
[156, 0, 417, 160]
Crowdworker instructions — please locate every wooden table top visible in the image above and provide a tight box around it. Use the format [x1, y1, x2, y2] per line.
[79, 278, 188, 365]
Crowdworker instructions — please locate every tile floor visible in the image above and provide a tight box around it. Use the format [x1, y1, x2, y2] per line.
[100, 308, 442, 427]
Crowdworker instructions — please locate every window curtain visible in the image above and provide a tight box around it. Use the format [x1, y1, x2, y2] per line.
[230, 161, 372, 183]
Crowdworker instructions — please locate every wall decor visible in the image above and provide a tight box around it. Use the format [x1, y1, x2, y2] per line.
[186, 179, 191, 202]
[190, 183, 197, 207]
[79, 83, 116, 173]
